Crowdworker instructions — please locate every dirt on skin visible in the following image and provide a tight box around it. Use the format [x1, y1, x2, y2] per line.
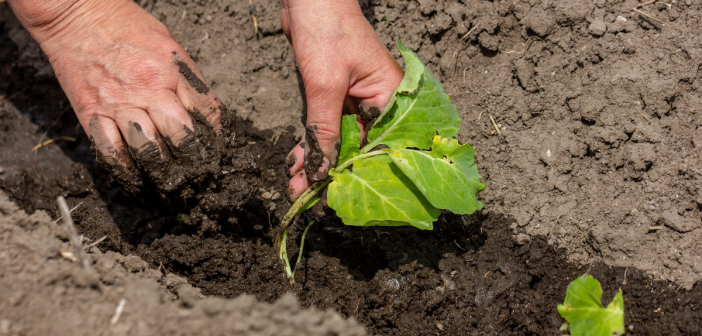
[2, 0, 702, 335]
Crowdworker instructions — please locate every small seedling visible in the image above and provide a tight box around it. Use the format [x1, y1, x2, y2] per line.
[276, 41, 485, 283]
[558, 275, 625, 336]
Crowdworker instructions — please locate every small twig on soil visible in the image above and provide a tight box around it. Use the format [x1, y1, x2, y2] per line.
[449, 24, 480, 73]
[454, 239, 466, 251]
[52, 201, 83, 224]
[632, 8, 680, 31]
[57, 197, 92, 271]
[462, 67, 471, 83]
[32, 136, 76, 152]
[675, 283, 684, 293]
[622, 268, 628, 286]
[84, 235, 107, 250]
[249, 0, 259, 36]
[579, 219, 594, 224]
[636, 0, 656, 7]
[648, 226, 664, 231]
[110, 299, 126, 325]
[489, 116, 502, 136]
[507, 37, 541, 58]
[158, 261, 167, 275]
[477, 111, 483, 121]
[483, 271, 491, 279]
[638, 111, 651, 122]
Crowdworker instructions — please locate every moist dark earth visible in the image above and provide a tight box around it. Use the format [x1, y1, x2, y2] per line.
[2, 0, 702, 335]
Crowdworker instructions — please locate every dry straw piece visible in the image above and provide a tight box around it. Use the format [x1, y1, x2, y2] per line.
[57, 197, 92, 270]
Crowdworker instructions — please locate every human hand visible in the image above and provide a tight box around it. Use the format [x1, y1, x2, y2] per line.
[280, 0, 404, 202]
[8, 0, 225, 193]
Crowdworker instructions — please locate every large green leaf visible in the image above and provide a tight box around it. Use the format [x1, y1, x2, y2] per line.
[388, 136, 484, 214]
[557, 276, 625, 336]
[364, 41, 460, 152]
[327, 155, 440, 230]
[338, 115, 361, 165]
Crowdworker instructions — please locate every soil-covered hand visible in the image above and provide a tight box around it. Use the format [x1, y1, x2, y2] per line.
[281, 0, 404, 201]
[7, 0, 226, 193]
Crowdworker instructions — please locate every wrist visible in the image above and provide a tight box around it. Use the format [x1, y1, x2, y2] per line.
[281, 0, 367, 36]
[7, 0, 131, 48]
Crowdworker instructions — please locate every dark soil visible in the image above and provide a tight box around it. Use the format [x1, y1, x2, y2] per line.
[0, 191, 366, 336]
[2, 0, 702, 335]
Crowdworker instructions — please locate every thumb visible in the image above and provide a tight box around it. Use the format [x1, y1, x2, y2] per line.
[302, 77, 346, 181]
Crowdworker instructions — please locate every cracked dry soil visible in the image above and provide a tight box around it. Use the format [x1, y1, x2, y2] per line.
[2, 0, 702, 335]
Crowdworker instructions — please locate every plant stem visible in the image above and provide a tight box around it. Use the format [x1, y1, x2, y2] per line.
[276, 178, 331, 282]
[295, 219, 315, 267]
[279, 226, 294, 282]
[276, 150, 388, 283]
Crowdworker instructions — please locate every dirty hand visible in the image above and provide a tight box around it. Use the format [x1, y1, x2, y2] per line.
[281, 0, 404, 202]
[8, 0, 225, 193]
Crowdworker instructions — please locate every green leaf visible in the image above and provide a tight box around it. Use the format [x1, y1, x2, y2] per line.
[364, 41, 460, 152]
[327, 155, 440, 230]
[557, 276, 625, 336]
[388, 136, 485, 214]
[395, 41, 424, 94]
[338, 115, 361, 165]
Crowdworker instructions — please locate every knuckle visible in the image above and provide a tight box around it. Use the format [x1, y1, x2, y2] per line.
[308, 125, 338, 143]
[169, 126, 194, 147]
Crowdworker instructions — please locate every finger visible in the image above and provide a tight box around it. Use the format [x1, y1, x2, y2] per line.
[344, 96, 360, 116]
[286, 139, 305, 177]
[280, 10, 292, 44]
[347, 42, 404, 110]
[113, 108, 176, 188]
[302, 75, 346, 181]
[171, 53, 223, 133]
[287, 112, 367, 179]
[147, 91, 195, 148]
[287, 169, 312, 203]
[85, 115, 143, 192]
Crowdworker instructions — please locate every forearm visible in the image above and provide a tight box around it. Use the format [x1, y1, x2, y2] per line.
[7, 0, 130, 46]
[281, 0, 363, 13]
[280, 0, 367, 40]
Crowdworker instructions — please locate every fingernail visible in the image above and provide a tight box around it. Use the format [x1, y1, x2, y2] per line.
[311, 157, 330, 180]
[286, 186, 297, 203]
[286, 152, 297, 169]
[318, 157, 330, 173]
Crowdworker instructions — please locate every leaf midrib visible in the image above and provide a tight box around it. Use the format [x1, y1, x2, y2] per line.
[408, 150, 466, 205]
[363, 77, 436, 152]
[347, 172, 411, 222]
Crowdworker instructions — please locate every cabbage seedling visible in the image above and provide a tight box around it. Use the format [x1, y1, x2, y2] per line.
[276, 41, 485, 283]
[558, 275, 625, 336]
